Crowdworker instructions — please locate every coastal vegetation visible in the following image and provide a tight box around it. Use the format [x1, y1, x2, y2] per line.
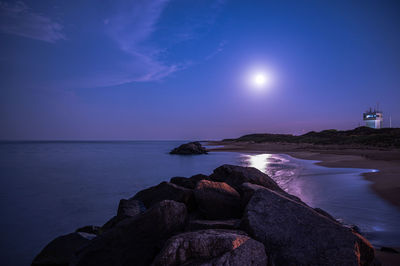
[223, 127, 400, 148]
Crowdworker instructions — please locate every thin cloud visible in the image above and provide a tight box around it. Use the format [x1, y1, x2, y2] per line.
[33, 0, 226, 89]
[0, 1, 65, 43]
[94, 0, 227, 86]
[101, 0, 177, 83]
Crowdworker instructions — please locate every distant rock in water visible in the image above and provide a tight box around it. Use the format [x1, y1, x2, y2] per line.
[170, 141, 208, 155]
[33, 164, 376, 266]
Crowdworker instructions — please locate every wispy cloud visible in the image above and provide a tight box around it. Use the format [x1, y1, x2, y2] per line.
[20, 0, 227, 89]
[106, 0, 168, 55]
[102, 0, 179, 83]
[93, 0, 227, 86]
[0, 1, 65, 43]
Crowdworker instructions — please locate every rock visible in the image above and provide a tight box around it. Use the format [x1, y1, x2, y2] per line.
[313, 207, 337, 222]
[336, 218, 363, 234]
[117, 198, 146, 218]
[72, 200, 187, 266]
[380, 246, 399, 253]
[194, 180, 242, 219]
[169, 176, 192, 188]
[32, 232, 95, 266]
[190, 173, 209, 181]
[187, 219, 241, 231]
[170, 141, 208, 155]
[170, 174, 209, 189]
[241, 189, 375, 265]
[240, 182, 269, 206]
[76, 225, 101, 235]
[351, 225, 362, 234]
[240, 181, 303, 206]
[152, 229, 267, 266]
[131, 181, 195, 211]
[102, 199, 146, 232]
[101, 216, 119, 232]
[210, 164, 284, 194]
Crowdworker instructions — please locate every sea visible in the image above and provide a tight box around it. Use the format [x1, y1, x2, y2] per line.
[0, 141, 399, 265]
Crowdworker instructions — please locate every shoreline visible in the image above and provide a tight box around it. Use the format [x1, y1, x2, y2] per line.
[206, 141, 400, 210]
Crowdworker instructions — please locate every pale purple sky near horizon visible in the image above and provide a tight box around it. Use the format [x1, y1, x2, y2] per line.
[1, 0, 400, 140]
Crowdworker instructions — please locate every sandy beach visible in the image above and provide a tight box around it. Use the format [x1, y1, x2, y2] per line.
[207, 141, 400, 209]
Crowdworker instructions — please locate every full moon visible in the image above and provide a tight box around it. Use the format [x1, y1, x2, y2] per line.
[253, 73, 267, 86]
[250, 71, 272, 89]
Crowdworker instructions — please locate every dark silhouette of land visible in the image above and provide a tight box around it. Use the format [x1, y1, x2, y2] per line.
[223, 127, 400, 149]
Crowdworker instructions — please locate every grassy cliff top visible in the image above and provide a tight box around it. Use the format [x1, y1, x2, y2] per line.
[223, 127, 400, 148]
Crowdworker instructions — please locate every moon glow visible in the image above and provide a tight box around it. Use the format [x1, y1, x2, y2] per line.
[249, 71, 273, 90]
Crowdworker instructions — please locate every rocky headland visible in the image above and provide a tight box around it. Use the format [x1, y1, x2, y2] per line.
[32, 165, 377, 266]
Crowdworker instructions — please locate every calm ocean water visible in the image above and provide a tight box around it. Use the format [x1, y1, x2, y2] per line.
[0, 141, 399, 265]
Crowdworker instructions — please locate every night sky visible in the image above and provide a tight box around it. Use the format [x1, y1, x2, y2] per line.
[1, 0, 399, 140]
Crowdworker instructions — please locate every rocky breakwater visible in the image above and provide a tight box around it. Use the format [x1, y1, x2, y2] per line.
[170, 141, 208, 155]
[32, 164, 376, 266]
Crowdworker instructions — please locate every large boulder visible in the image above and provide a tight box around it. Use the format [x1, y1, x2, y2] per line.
[72, 200, 187, 266]
[102, 199, 146, 232]
[117, 198, 146, 218]
[170, 141, 208, 155]
[194, 180, 242, 219]
[170, 174, 209, 189]
[241, 189, 375, 266]
[32, 232, 96, 266]
[131, 181, 195, 211]
[210, 164, 284, 194]
[151, 229, 267, 266]
[241, 182, 304, 206]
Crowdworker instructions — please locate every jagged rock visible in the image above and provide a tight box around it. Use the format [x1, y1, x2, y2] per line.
[170, 174, 209, 189]
[131, 181, 195, 211]
[71, 200, 187, 266]
[76, 225, 101, 235]
[210, 164, 284, 194]
[170, 141, 208, 155]
[187, 219, 241, 231]
[151, 229, 267, 266]
[32, 232, 95, 266]
[241, 189, 375, 266]
[194, 180, 242, 219]
[101, 199, 146, 232]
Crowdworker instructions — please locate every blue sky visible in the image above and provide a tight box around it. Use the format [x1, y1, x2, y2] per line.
[1, 0, 400, 140]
